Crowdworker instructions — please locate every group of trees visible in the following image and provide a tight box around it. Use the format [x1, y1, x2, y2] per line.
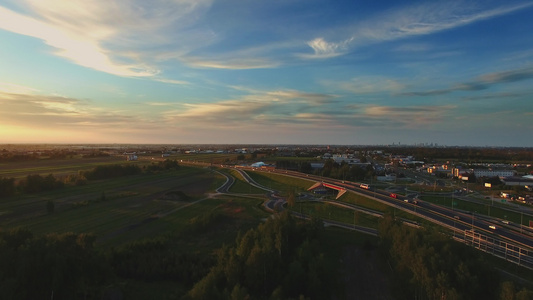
[186, 211, 338, 299]
[109, 237, 213, 286]
[275, 159, 374, 182]
[378, 213, 533, 300]
[0, 152, 40, 162]
[81, 164, 142, 180]
[0, 227, 213, 300]
[80, 159, 180, 181]
[144, 158, 180, 172]
[317, 159, 373, 182]
[0, 160, 181, 199]
[0, 228, 109, 299]
[0, 212, 336, 299]
[0, 174, 65, 198]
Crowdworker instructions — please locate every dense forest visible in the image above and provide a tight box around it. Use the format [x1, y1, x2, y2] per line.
[378, 212, 533, 300]
[185, 211, 338, 299]
[1, 211, 533, 299]
[0, 212, 338, 299]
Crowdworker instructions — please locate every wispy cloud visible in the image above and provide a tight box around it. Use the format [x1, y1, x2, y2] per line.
[400, 66, 533, 97]
[0, 81, 40, 94]
[297, 38, 347, 59]
[322, 76, 404, 94]
[301, 2, 533, 59]
[461, 92, 528, 102]
[159, 86, 453, 131]
[0, 91, 156, 131]
[184, 57, 280, 70]
[154, 78, 191, 86]
[0, 0, 213, 77]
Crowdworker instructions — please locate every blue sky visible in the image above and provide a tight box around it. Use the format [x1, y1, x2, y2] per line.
[1, 0, 532, 146]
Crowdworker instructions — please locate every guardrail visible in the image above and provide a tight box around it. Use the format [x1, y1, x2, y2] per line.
[458, 230, 533, 270]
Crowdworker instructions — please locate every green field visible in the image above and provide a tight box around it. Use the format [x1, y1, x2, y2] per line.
[246, 170, 315, 195]
[1, 155, 532, 299]
[225, 169, 268, 194]
[0, 156, 128, 179]
[0, 158, 386, 252]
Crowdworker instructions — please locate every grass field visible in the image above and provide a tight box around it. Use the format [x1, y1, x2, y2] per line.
[0, 156, 128, 179]
[0, 157, 279, 251]
[225, 169, 267, 194]
[290, 201, 380, 228]
[246, 170, 315, 195]
[421, 194, 532, 225]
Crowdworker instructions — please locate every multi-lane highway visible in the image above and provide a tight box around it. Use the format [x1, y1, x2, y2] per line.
[252, 167, 533, 269]
[188, 162, 533, 268]
[243, 167, 533, 249]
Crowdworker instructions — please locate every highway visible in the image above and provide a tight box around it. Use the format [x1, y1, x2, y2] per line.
[187, 162, 533, 268]
[250, 167, 533, 250]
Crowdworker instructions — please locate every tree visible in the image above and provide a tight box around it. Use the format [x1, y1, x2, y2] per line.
[46, 200, 54, 214]
[0, 177, 15, 198]
[286, 189, 296, 208]
[499, 281, 515, 300]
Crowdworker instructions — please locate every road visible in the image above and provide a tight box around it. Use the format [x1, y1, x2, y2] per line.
[185, 162, 533, 268]
[255, 168, 533, 249]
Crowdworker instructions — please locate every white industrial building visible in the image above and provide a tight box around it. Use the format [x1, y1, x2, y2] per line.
[473, 169, 515, 178]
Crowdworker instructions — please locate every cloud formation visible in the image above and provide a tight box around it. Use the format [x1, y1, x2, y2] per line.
[302, 2, 533, 59]
[400, 66, 533, 97]
[0, 0, 213, 76]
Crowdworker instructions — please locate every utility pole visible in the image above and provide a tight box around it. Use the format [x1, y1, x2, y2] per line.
[521, 211, 524, 234]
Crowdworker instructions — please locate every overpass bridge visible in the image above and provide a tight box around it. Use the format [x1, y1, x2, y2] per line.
[307, 182, 347, 199]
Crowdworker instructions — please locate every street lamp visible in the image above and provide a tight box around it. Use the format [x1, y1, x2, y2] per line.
[521, 211, 524, 234]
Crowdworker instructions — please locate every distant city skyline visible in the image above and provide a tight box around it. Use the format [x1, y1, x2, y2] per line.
[1, 1, 532, 146]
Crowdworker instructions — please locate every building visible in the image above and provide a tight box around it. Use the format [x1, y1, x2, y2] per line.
[473, 169, 515, 178]
[501, 176, 533, 187]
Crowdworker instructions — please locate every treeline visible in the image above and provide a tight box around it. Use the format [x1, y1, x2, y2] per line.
[81, 164, 142, 180]
[0, 227, 212, 299]
[378, 213, 533, 300]
[109, 237, 212, 285]
[0, 160, 180, 199]
[276, 159, 374, 182]
[186, 211, 339, 299]
[1, 212, 335, 299]
[0, 174, 64, 197]
[0, 229, 109, 299]
[319, 159, 373, 181]
[0, 149, 78, 161]
[0, 152, 39, 162]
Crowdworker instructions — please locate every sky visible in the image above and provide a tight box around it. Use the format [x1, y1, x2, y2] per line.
[1, 0, 532, 147]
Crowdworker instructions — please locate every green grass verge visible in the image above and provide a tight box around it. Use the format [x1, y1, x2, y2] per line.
[246, 170, 315, 195]
[420, 195, 532, 225]
[290, 201, 379, 229]
[225, 169, 267, 194]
